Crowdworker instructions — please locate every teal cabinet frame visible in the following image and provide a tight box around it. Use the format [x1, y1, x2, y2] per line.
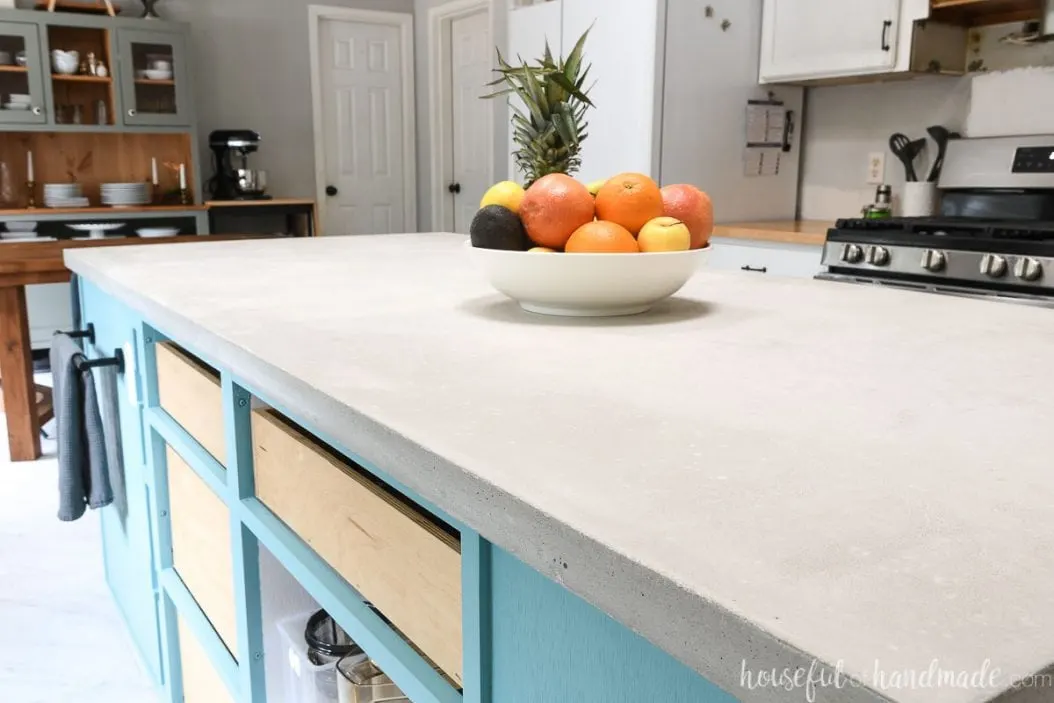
[82, 282, 737, 703]
[116, 27, 192, 127]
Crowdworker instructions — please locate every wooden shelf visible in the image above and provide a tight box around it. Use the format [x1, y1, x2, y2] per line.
[51, 74, 112, 84]
[0, 66, 28, 74]
[135, 79, 176, 86]
[930, 0, 1042, 26]
[0, 205, 206, 216]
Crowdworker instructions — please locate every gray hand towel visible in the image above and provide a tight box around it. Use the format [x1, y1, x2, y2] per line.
[52, 332, 113, 522]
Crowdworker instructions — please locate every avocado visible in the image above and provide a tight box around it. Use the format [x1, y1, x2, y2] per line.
[470, 205, 530, 251]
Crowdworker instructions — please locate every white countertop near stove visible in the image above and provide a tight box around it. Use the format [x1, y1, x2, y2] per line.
[66, 234, 1054, 703]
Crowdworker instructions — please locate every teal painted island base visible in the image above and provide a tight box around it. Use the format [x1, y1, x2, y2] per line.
[78, 279, 736, 703]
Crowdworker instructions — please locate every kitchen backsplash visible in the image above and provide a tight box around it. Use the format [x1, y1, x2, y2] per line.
[800, 22, 1054, 221]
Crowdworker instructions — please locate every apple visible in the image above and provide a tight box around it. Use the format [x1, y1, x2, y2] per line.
[637, 217, 691, 253]
[661, 184, 714, 249]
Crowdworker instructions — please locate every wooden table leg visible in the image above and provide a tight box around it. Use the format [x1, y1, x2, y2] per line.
[0, 286, 41, 461]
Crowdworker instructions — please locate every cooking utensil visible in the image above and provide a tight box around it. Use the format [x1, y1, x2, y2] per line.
[889, 133, 918, 182]
[906, 138, 927, 183]
[926, 126, 951, 182]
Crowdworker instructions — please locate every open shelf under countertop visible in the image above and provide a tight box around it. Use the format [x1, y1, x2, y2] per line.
[712, 220, 834, 246]
[0, 205, 206, 216]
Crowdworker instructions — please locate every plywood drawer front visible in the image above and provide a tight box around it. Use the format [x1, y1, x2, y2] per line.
[156, 342, 226, 465]
[251, 410, 463, 684]
[168, 446, 238, 656]
[177, 616, 235, 703]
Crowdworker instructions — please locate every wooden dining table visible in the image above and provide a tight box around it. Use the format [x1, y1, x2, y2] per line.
[0, 234, 267, 462]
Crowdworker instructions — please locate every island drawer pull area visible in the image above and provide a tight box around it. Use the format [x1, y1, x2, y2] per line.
[250, 409, 464, 686]
[168, 446, 238, 656]
[156, 342, 227, 466]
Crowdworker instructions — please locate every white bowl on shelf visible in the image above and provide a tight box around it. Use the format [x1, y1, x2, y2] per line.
[6, 221, 37, 233]
[136, 228, 180, 238]
[3, 103, 29, 111]
[9, 93, 30, 104]
[467, 241, 711, 317]
[51, 50, 79, 76]
[143, 69, 173, 81]
[0, 51, 11, 66]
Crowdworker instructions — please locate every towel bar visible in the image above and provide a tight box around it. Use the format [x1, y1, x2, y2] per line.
[81, 349, 124, 374]
[59, 323, 96, 346]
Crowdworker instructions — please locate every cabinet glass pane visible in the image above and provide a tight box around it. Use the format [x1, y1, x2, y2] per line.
[130, 40, 177, 115]
[0, 33, 31, 113]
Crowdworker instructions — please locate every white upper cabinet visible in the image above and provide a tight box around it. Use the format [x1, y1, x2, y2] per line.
[760, 0, 902, 83]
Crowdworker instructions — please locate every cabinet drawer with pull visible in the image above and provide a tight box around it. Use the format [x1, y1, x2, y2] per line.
[708, 237, 822, 278]
[251, 409, 463, 686]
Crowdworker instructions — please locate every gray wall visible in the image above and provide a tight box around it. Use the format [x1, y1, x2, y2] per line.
[413, 0, 507, 231]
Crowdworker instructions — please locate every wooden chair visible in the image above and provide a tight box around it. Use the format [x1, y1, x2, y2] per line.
[45, 0, 117, 17]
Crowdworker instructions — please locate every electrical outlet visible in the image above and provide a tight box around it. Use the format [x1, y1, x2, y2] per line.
[867, 152, 886, 185]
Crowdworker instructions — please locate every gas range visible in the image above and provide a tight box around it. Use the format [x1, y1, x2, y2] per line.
[819, 135, 1054, 306]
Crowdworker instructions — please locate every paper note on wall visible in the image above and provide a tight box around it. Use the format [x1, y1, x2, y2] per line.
[743, 149, 782, 178]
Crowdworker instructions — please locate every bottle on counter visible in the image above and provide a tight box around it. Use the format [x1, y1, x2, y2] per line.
[861, 184, 893, 219]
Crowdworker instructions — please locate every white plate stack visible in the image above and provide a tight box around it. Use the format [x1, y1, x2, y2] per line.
[101, 182, 151, 208]
[44, 183, 89, 208]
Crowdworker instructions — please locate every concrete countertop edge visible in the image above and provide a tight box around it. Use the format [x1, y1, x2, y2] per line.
[64, 248, 962, 703]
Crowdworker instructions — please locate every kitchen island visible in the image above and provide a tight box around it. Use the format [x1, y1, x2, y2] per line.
[65, 234, 1054, 703]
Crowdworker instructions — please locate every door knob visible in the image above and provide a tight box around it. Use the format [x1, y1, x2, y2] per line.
[31, 106, 42, 116]
[325, 185, 338, 197]
[127, 108, 137, 117]
[448, 182, 461, 194]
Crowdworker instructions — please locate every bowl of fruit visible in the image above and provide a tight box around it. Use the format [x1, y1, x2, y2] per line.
[469, 172, 713, 317]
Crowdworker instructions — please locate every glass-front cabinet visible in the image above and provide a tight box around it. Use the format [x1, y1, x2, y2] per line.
[117, 29, 191, 127]
[0, 22, 47, 125]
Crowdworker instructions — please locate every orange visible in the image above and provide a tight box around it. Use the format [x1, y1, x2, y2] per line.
[565, 221, 639, 253]
[594, 172, 664, 235]
[519, 174, 596, 249]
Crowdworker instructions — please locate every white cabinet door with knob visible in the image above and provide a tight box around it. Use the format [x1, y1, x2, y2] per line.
[759, 0, 901, 83]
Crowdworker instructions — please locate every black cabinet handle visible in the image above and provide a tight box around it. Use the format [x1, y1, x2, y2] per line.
[448, 182, 462, 194]
[741, 265, 768, 273]
[325, 185, 338, 196]
[881, 20, 892, 51]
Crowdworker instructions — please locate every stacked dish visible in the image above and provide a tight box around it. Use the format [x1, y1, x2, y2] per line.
[2, 221, 37, 240]
[101, 182, 151, 208]
[4, 93, 30, 111]
[44, 183, 89, 208]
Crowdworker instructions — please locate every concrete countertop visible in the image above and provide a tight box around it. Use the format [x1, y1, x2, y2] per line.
[713, 220, 833, 246]
[66, 234, 1054, 703]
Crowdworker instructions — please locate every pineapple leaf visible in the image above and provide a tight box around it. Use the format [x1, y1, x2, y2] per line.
[549, 71, 592, 106]
[552, 111, 576, 146]
[564, 26, 592, 81]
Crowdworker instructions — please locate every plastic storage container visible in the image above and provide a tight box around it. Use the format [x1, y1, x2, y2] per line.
[277, 611, 362, 703]
[337, 656, 409, 703]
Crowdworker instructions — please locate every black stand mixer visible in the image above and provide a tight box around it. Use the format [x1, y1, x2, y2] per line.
[207, 130, 271, 201]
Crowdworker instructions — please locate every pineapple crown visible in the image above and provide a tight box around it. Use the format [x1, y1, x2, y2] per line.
[482, 29, 594, 186]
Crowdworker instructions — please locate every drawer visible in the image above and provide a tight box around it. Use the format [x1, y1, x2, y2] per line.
[168, 446, 238, 655]
[177, 616, 235, 703]
[251, 409, 463, 685]
[708, 238, 822, 278]
[156, 342, 226, 465]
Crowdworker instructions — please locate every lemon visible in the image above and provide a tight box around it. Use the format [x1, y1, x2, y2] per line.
[480, 181, 526, 213]
[528, 246, 556, 253]
[586, 179, 608, 197]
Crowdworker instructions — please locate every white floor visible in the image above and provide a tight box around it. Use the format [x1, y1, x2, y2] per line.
[0, 399, 158, 702]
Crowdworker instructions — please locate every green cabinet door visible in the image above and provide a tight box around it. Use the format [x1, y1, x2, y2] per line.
[116, 27, 191, 127]
[0, 21, 48, 125]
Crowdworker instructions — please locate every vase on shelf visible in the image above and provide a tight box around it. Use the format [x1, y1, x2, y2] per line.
[140, 0, 162, 19]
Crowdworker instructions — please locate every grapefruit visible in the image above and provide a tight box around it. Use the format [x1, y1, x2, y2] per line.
[519, 174, 595, 249]
[594, 173, 664, 235]
[565, 221, 639, 253]
[661, 184, 714, 249]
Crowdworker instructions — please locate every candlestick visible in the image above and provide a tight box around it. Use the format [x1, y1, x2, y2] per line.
[27, 151, 33, 183]
[179, 163, 186, 190]
[26, 180, 35, 209]
[179, 187, 192, 205]
[151, 157, 158, 186]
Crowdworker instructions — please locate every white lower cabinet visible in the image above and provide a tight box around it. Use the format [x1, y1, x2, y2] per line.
[708, 237, 822, 278]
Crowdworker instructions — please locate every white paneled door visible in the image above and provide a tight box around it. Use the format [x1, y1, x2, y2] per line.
[318, 14, 414, 235]
[450, 9, 493, 233]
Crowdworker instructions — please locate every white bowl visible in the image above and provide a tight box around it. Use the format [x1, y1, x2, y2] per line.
[6, 221, 37, 233]
[3, 103, 29, 111]
[468, 241, 710, 316]
[9, 93, 30, 103]
[143, 69, 173, 81]
[137, 228, 180, 238]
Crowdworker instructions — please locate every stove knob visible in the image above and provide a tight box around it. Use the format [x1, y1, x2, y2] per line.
[841, 244, 864, 264]
[979, 254, 1008, 278]
[867, 246, 891, 266]
[1014, 256, 1044, 282]
[920, 249, 946, 272]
